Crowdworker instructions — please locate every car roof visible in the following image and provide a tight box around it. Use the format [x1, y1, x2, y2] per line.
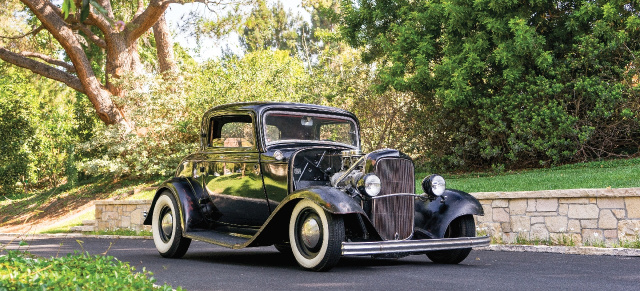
[202, 102, 356, 119]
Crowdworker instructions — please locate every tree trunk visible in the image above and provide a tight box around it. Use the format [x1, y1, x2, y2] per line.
[0, 0, 175, 130]
[16, 0, 129, 127]
[105, 33, 145, 97]
[153, 12, 178, 75]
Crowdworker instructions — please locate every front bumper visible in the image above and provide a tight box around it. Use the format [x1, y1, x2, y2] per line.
[341, 236, 490, 256]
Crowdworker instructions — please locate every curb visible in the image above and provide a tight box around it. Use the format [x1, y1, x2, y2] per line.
[477, 244, 640, 257]
[3, 233, 639, 257]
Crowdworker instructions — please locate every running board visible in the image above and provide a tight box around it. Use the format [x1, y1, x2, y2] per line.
[342, 236, 490, 256]
[184, 230, 251, 249]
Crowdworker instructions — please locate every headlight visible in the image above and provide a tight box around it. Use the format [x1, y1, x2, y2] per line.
[422, 174, 446, 197]
[360, 174, 381, 197]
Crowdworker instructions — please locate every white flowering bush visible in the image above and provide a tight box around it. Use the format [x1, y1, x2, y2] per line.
[76, 73, 197, 177]
[76, 50, 310, 178]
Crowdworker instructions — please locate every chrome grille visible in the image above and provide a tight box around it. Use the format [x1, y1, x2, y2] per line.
[372, 158, 415, 240]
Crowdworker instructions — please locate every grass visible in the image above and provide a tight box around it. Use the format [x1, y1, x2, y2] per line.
[417, 157, 640, 193]
[39, 210, 95, 234]
[126, 189, 157, 200]
[0, 176, 167, 231]
[614, 237, 640, 248]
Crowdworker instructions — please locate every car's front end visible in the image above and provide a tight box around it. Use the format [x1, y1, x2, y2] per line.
[328, 148, 489, 258]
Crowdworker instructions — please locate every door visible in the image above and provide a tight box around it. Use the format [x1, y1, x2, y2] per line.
[202, 114, 270, 228]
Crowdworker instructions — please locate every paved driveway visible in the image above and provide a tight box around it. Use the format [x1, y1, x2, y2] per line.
[2, 236, 639, 290]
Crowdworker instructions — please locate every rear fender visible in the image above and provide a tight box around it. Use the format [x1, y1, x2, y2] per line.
[414, 189, 484, 238]
[143, 177, 211, 232]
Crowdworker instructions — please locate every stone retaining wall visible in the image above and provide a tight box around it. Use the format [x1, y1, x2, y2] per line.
[473, 188, 640, 246]
[94, 200, 151, 232]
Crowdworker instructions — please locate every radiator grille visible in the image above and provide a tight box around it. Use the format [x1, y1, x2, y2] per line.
[372, 158, 415, 240]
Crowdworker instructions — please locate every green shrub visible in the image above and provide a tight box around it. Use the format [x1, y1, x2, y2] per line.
[0, 84, 36, 192]
[0, 250, 181, 290]
[342, 0, 640, 171]
[0, 66, 85, 193]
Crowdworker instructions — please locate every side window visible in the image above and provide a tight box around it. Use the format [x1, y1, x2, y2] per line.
[209, 115, 255, 148]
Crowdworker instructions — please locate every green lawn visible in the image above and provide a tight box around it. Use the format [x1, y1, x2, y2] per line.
[417, 157, 640, 193]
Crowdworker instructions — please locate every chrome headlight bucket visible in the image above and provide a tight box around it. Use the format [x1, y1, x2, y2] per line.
[358, 174, 381, 197]
[422, 174, 446, 197]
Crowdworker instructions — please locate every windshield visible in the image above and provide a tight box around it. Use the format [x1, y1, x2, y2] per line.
[263, 111, 359, 147]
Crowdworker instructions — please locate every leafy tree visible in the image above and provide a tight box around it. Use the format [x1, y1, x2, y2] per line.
[0, 0, 240, 129]
[0, 73, 36, 191]
[0, 63, 84, 193]
[342, 0, 640, 170]
[198, 0, 303, 56]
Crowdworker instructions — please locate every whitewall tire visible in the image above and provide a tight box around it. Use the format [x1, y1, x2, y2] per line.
[152, 191, 191, 258]
[289, 199, 344, 271]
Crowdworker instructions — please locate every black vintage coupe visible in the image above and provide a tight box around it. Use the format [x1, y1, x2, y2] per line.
[143, 102, 489, 271]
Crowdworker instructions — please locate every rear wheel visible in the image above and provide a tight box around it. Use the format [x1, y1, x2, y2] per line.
[152, 191, 191, 258]
[426, 215, 475, 264]
[289, 199, 344, 271]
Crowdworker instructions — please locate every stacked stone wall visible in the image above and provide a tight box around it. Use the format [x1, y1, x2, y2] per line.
[94, 200, 151, 232]
[473, 188, 640, 245]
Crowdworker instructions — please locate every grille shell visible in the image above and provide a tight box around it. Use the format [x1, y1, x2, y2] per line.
[371, 158, 415, 240]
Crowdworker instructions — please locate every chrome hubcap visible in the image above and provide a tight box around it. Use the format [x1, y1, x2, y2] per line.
[301, 217, 320, 249]
[161, 212, 173, 239]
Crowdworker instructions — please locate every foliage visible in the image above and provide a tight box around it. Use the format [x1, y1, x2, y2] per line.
[76, 74, 194, 177]
[0, 76, 36, 192]
[0, 64, 85, 194]
[342, 0, 640, 171]
[76, 49, 309, 177]
[192, 49, 309, 106]
[197, 0, 304, 56]
[0, 250, 180, 290]
[304, 44, 422, 154]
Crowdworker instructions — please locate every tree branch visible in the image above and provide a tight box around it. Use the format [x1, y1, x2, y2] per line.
[86, 1, 115, 37]
[0, 47, 84, 93]
[20, 51, 76, 73]
[71, 24, 107, 48]
[0, 25, 44, 40]
[126, 0, 172, 44]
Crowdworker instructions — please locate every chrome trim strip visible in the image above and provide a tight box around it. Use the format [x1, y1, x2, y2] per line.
[341, 236, 491, 256]
[371, 193, 419, 199]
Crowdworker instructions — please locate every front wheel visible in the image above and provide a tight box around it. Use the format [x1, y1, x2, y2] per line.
[152, 191, 191, 258]
[289, 199, 344, 271]
[426, 215, 475, 264]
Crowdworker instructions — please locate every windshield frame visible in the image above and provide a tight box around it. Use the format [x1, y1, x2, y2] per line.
[261, 110, 360, 149]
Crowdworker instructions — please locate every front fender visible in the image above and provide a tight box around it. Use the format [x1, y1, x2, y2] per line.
[414, 189, 484, 238]
[143, 177, 210, 232]
[283, 186, 366, 215]
[247, 186, 370, 247]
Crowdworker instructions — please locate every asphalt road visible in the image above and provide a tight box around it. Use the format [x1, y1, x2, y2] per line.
[2, 236, 639, 290]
